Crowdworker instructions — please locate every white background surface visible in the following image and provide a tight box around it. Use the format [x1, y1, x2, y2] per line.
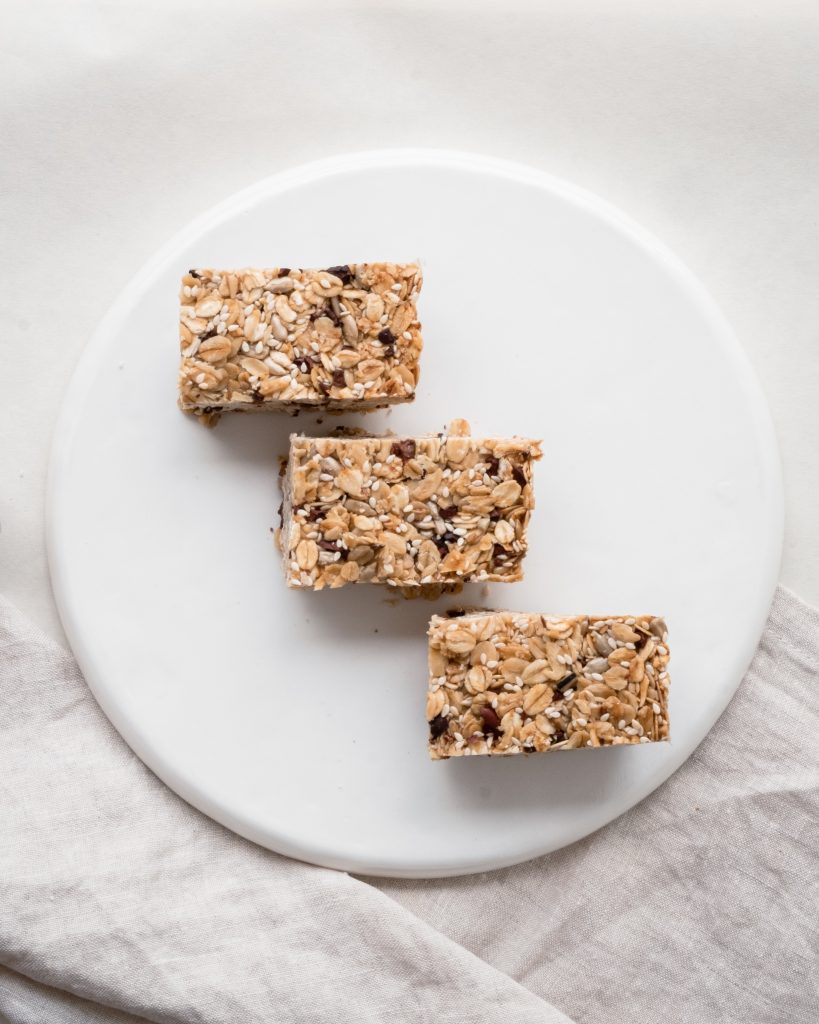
[46, 151, 782, 874]
[1, 0, 818, 643]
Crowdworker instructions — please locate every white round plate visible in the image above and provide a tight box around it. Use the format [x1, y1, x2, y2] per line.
[48, 150, 782, 878]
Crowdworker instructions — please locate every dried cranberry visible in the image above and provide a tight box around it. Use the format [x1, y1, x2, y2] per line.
[479, 706, 501, 733]
[429, 715, 449, 740]
[325, 264, 352, 284]
[390, 439, 416, 460]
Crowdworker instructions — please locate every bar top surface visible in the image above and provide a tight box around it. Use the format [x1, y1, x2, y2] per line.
[179, 262, 422, 421]
[281, 421, 542, 590]
[427, 611, 670, 758]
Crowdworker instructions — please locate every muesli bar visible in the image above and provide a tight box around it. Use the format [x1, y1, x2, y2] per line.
[179, 263, 422, 422]
[427, 611, 670, 758]
[280, 420, 541, 590]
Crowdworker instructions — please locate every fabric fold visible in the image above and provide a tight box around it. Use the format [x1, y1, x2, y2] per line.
[374, 588, 819, 1024]
[0, 596, 569, 1024]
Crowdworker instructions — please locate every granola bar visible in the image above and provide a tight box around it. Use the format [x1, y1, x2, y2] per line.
[179, 263, 423, 422]
[280, 420, 542, 590]
[427, 612, 670, 758]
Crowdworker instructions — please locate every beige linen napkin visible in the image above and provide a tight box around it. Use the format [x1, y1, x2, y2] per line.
[0, 596, 567, 1024]
[376, 586, 819, 1023]
[1, 588, 817, 1023]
